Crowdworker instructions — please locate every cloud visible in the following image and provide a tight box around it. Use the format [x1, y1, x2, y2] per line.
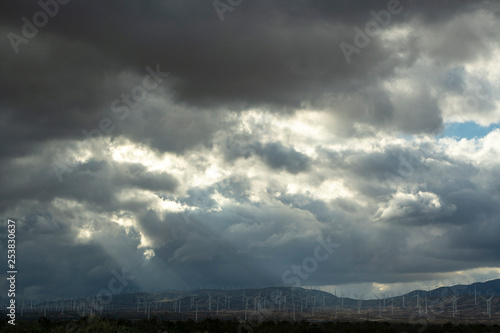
[1, 0, 500, 297]
[374, 191, 456, 223]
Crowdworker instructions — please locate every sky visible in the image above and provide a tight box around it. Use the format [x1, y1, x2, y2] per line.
[1, 0, 500, 299]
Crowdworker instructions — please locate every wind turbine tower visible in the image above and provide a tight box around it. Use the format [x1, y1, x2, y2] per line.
[482, 293, 494, 318]
[473, 286, 480, 305]
[450, 294, 459, 318]
[373, 294, 382, 317]
[354, 294, 364, 314]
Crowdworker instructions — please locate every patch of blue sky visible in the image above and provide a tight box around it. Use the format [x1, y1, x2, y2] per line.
[438, 121, 500, 140]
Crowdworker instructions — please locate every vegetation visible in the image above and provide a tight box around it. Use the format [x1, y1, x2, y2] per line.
[2, 316, 500, 333]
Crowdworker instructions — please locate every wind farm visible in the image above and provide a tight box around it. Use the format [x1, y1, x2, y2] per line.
[4, 279, 500, 327]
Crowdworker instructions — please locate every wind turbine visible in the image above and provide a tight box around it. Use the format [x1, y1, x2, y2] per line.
[255, 292, 262, 311]
[177, 295, 183, 314]
[89, 297, 95, 316]
[244, 295, 253, 321]
[223, 293, 228, 308]
[450, 293, 460, 318]
[136, 295, 143, 313]
[39, 297, 50, 315]
[37, 296, 49, 317]
[308, 295, 318, 316]
[208, 292, 212, 312]
[271, 289, 280, 308]
[263, 291, 272, 310]
[400, 291, 406, 308]
[241, 292, 246, 306]
[79, 298, 86, 317]
[290, 289, 296, 321]
[96, 297, 103, 315]
[380, 292, 387, 308]
[141, 294, 159, 319]
[388, 297, 395, 315]
[194, 297, 204, 321]
[334, 296, 339, 319]
[373, 294, 382, 317]
[482, 293, 494, 318]
[354, 294, 364, 314]
[415, 291, 428, 317]
[424, 293, 428, 315]
[340, 290, 346, 307]
[19, 297, 25, 317]
[215, 295, 223, 315]
[473, 286, 480, 305]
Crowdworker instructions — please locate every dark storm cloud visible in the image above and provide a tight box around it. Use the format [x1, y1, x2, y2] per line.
[0, 29, 126, 158]
[258, 142, 311, 174]
[126, 207, 284, 287]
[0, 209, 145, 298]
[116, 102, 225, 154]
[276, 192, 333, 223]
[0, 150, 178, 213]
[222, 138, 311, 173]
[1, 0, 497, 161]
[417, 8, 500, 64]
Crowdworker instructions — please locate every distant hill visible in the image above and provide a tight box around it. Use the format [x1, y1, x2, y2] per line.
[105, 279, 500, 311]
[405, 279, 500, 298]
[21, 278, 500, 321]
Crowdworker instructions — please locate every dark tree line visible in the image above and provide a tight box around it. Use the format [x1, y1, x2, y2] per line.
[2, 316, 500, 332]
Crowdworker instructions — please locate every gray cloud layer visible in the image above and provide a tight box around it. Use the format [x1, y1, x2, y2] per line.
[1, 0, 500, 297]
